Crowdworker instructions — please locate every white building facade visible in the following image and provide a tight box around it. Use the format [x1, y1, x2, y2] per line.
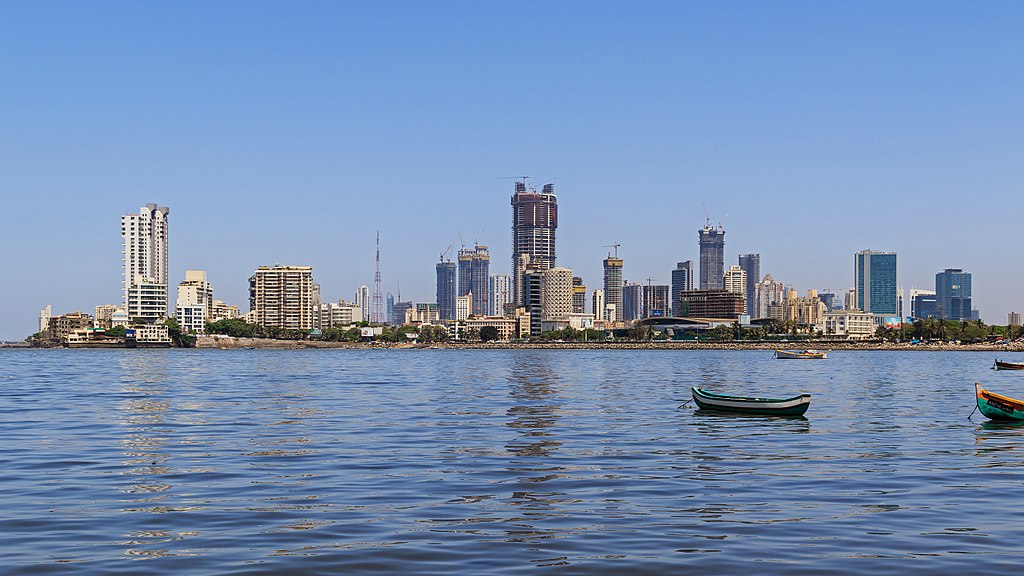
[122, 203, 170, 320]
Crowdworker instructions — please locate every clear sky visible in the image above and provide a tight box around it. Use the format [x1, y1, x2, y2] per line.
[2, 1, 1022, 340]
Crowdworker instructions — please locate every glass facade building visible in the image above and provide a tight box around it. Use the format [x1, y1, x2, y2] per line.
[854, 250, 897, 315]
[935, 268, 972, 321]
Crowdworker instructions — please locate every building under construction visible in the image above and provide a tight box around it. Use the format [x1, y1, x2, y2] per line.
[511, 181, 557, 307]
[458, 245, 490, 317]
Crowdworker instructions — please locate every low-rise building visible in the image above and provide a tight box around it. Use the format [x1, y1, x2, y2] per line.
[210, 299, 242, 322]
[47, 312, 93, 342]
[823, 311, 876, 340]
[464, 316, 519, 341]
[126, 324, 173, 347]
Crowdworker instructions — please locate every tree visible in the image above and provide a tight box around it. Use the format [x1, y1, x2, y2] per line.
[479, 325, 500, 342]
[105, 325, 126, 338]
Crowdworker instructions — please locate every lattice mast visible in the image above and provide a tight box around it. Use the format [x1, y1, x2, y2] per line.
[372, 231, 384, 323]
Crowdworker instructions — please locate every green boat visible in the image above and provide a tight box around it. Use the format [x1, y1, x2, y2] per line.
[691, 387, 811, 416]
[975, 382, 1024, 421]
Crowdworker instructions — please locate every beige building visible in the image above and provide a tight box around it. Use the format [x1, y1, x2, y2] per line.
[93, 305, 119, 329]
[122, 204, 170, 320]
[248, 265, 318, 330]
[464, 316, 519, 341]
[176, 270, 213, 335]
[753, 274, 784, 319]
[210, 299, 241, 322]
[1009, 312, 1022, 327]
[129, 324, 173, 346]
[724, 265, 747, 301]
[47, 311, 93, 342]
[592, 289, 605, 321]
[456, 294, 473, 321]
[824, 310, 876, 339]
[541, 267, 574, 320]
[781, 289, 828, 327]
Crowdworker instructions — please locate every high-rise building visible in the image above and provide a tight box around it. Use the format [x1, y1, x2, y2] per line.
[844, 287, 856, 311]
[592, 289, 605, 322]
[854, 250, 897, 314]
[122, 203, 170, 320]
[511, 182, 557, 307]
[935, 268, 972, 321]
[458, 245, 490, 316]
[386, 292, 395, 325]
[603, 254, 624, 322]
[622, 282, 643, 321]
[724, 265, 747, 301]
[910, 289, 937, 319]
[489, 274, 511, 317]
[818, 292, 837, 313]
[356, 285, 370, 321]
[753, 274, 784, 319]
[39, 304, 52, 334]
[738, 254, 760, 317]
[1008, 312, 1022, 327]
[521, 270, 544, 335]
[436, 261, 456, 320]
[671, 261, 694, 317]
[571, 276, 586, 314]
[699, 223, 725, 291]
[249, 265, 318, 330]
[642, 284, 670, 318]
[541, 267, 574, 320]
[176, 270, 213, 335]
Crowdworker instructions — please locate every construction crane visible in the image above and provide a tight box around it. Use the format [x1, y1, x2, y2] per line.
[603, 243, 621, 258]
[457, 229, 465, 251]
[439, 244, 453, 263]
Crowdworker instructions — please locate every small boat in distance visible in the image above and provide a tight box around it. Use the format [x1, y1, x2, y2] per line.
[691, 387, 811, 416]
[975, 383, 1024, 421]
[775, 349, 827, 360]
[993, 359, 1024, 371]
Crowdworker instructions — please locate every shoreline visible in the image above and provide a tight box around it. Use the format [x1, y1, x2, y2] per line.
[191, 336, 1023, 352]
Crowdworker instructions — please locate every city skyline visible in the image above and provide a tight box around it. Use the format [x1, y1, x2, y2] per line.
[2, 3, 1023, 339]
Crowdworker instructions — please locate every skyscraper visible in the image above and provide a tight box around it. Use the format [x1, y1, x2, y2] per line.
[436, 261, 456, 320]
[671, 261, 694, 317]
[854, 250, 897, 314]
[511, 182, 557, 307]
[122, 203, 170, 320]
[521, 270, 544, 336]
[592, 289, 605, 321]
[356, 285, 370, 321]
[603, 254, 624, 322]
[489, 274, 511, 316]
[935, 268, 972, 320]
[738, 254, 760, 317]
[699, 223, 725, 290]
[458, 245, 490, 316]
[622, 282, 643, 321]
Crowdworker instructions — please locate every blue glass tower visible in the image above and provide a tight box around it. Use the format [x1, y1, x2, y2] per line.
[854, 250, 897, 315]
[935, 268, 972, 320]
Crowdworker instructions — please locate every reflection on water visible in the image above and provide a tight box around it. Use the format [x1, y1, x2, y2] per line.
[4, 349, 1024, 573]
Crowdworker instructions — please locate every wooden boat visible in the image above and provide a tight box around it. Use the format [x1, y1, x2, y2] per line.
[774, 349, 827, 360]
[975, 383, 1024, 421]
[691, 387, 811, 416]
[994, 359, 1024, 371]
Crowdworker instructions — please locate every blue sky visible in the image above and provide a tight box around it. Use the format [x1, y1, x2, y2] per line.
[1, 2, 1022, 339]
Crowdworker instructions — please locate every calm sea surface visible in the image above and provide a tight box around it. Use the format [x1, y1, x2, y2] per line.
[2, 349, 1024, 574]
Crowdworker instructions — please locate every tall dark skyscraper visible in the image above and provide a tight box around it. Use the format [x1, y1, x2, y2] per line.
[935, 268, 972, 320]
[671, 261, 694, 317]
[435, 260, 456, 321]
[699, 223, 725, 290]
[738, 254, 760, 317]
[457, 245, 490, 316]
[511, 181, 557, 307]
[854, 250, 897, 314]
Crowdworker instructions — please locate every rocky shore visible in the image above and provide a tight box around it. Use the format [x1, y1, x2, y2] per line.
[195, 335, 1024, 352]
